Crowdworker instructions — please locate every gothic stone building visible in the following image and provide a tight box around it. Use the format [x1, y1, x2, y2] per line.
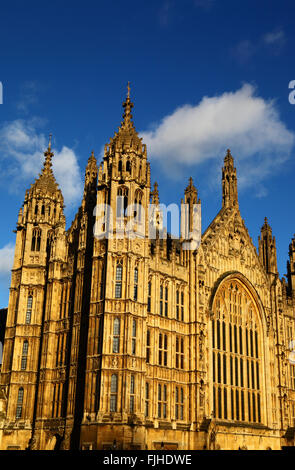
[0, 89, 295, 451]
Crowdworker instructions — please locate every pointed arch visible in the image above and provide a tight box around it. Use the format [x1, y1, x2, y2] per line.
[117, 186, 128, 217]
[210, 273, 267, 426]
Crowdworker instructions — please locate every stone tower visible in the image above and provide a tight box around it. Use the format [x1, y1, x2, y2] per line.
[0, 136, 65, 446]
[78, 84, 152, 448]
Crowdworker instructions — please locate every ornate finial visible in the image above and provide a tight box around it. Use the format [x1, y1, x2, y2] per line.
[43, 133, 54, 174]
[151, 181, 159, 205]
[185, 176, 197, 195]
[225, 148, 233, 161]
[48, 133, 52, 151]
[121, 83, 134, 129]
[87, 149, 96, 164]
[224, 148, 234, 169]
[262, 217, 272, 232]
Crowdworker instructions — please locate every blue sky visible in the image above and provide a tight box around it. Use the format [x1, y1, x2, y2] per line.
[0, 0, 294, 307]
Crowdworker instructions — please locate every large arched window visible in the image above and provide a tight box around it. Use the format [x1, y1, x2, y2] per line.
[211, 278, 263, 424]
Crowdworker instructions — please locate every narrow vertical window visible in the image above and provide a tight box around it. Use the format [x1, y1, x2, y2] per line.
[16, 387, 24, 419]
[176, 289, 180, 320]
[163, 384, 167, 418]
[146, 329, 151, 363]
[176, 337, 179, 369]
[21, 341, 28, 370]
[113, 318, 120, 353]
[131, 319, 136, 355]
[158, 384, 162, 418]
[100, 264, 105, 300]
[31, 228, 41, 251]
[145, 382, 150, 417]
[117, 186, 128, 218]
[160, 285, 163, 316]
[181, 291, 184, 321]
[158, 384, 167, 419]
[164, 286, 168, 317]
[110, 374, 118, 412]
[134, 190, 143, 222]
[26, 295, 33, 324]
[175, 386, 184, 420]
[176, 337, 184, 369]
[115, 261, 123, 298]
[134, 268, 138, 301]
[164, 334, 168, 366]
[130, 375, 135, 413]
[159, 334, 168, 366]
[147, 281, 151, 313]
[36, 229, 41, 251]
[159, 333, 162, 365]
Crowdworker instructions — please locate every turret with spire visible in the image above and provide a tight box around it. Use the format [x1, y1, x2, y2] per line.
[97, 83, 150, 238]
[0, 135, 67, 431]
[184, 177, 200, 234]
[287, 234, 295, 295]
[100, 83, 148, 187]
[258, 217, 278, 275]
[20, 134, 65, 229]
[222, 149, 238, 209]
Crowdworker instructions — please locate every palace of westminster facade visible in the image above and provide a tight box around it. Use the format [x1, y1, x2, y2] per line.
[0, 88, 295, 451]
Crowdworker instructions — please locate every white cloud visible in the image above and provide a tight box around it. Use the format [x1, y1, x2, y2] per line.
[141, 84, 295, 191]
[0, 119, 83, 209]
[263, 30, 285, 46]
[0, 243, 14, 276]
[53, 146, 83, 208]
[233, 29, 286, 64]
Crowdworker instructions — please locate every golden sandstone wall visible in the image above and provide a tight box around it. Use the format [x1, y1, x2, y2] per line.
[0, 91, 294, 451]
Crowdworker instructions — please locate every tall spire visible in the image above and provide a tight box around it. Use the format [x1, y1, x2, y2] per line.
[222, 148, 238, 209]
[43, 133, 54, 175]
[121, 81, 134, 130]
[287, 234, 295, 295]
[258, 217, 278, 275]
[30, 134, 62, 197]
